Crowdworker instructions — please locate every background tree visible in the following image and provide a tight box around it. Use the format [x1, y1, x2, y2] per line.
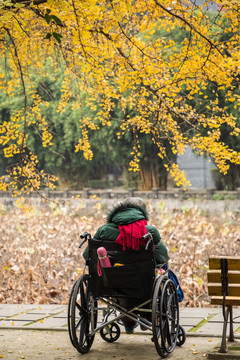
[0, 56, 175, 190]
[154, 15, 240, 189]
[0, 0, 239, 193]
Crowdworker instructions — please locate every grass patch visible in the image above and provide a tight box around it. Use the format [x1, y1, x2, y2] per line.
[188, 313, 216, 332]
[228, 346, 240, 351]
[24, 310, 65, 326]
[235, 326, 240, 334]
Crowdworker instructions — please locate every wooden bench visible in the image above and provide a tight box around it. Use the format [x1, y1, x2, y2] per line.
[207, 256, 240, 353]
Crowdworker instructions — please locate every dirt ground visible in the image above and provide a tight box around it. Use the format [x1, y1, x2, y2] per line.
[0, 329, 220, 360]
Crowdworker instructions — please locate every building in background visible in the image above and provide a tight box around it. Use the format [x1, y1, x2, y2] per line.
[177, 146, 216, 189]
[195, 0, 218, 10]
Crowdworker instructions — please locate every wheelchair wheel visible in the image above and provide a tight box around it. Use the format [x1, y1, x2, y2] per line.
[152, 277, 179, 358]
[176, 325, 186, 346]
[100, 323, 121, 342]
[70, 274, 98, 354]
[160, 279, 179, 354]
[152, 275, 169, 358]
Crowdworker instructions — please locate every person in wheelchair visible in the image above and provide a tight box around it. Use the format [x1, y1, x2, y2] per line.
[83, 196, 169, 333]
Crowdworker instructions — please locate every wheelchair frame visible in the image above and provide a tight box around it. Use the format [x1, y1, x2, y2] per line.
[67, 232, 186, 359]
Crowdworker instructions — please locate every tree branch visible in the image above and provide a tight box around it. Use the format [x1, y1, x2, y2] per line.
[94, 27, 200, 130]
[13, 15, 30, 37]
[153, 0, 223, 57]
[4, 27, 27, 154]
[13, 0, 47, 5]
[71, 0, 96, 65]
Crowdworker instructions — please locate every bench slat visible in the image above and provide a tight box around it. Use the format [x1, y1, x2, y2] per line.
[209, 257, 240, 271]
[210, 296, 240, 306]
[207, 270, 240, 284]
[208, 283, 240, 296]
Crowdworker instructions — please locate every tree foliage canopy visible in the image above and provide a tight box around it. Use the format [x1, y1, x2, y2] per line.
[0, 0, 239, 192]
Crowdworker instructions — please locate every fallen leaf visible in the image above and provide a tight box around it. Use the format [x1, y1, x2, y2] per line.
[0, 207, 239, 306]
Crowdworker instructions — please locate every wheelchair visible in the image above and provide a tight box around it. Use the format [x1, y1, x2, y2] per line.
[67, 232, 186, 358]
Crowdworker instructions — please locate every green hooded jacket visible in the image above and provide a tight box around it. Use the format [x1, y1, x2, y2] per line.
[82, 202, 169, 265]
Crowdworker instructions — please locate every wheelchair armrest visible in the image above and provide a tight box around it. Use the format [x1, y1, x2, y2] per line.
[156, 262, 168, 269]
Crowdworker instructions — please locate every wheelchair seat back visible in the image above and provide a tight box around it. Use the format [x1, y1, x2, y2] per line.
[88, 239, 155, 299]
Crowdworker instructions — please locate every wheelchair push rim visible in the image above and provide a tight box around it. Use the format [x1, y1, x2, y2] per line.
[68, 274, 98, 354]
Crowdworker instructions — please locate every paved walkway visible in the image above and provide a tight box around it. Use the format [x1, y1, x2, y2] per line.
[0, 304, 240, 337]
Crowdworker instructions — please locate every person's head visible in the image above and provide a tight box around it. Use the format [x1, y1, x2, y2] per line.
[121, 197, 146, 210]
[106, 196, 148, 223]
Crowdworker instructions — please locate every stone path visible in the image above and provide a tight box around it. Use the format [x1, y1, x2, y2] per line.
[0, 304, 240, 337]
[1, 304, 240, 359]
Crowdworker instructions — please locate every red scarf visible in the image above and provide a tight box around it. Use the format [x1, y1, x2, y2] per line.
[115, 219, 148, 251]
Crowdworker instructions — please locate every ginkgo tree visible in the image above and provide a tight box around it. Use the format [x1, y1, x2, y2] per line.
[0, 0, 239, 193]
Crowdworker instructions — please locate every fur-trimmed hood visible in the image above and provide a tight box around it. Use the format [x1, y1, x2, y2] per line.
[107, 201, 149, 224]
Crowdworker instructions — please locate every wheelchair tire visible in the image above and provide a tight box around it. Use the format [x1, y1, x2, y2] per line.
[176, 325, 186, 346]
[68, 278, 79, 348]
[152, 276, 179, 358]
[69, 274, 98, 354]
[100, 323, 121, 342]
[152, 275, 169, 358]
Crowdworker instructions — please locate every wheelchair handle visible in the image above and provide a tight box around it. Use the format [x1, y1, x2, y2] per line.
[79, 232, 92, 248]
[141, 233, 153, 250]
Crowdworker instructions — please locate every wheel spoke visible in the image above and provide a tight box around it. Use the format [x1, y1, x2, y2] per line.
[156, 328, 161, 339]
[162, 297, 167, 313]
[165, 321, 172, 346]
[162, 317, 167, 330]
[168, 314, 175, 322]
[75, 302, 84, 312]
[79, 317, 88, 345]
[75, 317, 83, 330]
[162, 317, 172, 347]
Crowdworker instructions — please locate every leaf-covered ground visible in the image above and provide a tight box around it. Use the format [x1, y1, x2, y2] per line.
[0, 202, 239, 306]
